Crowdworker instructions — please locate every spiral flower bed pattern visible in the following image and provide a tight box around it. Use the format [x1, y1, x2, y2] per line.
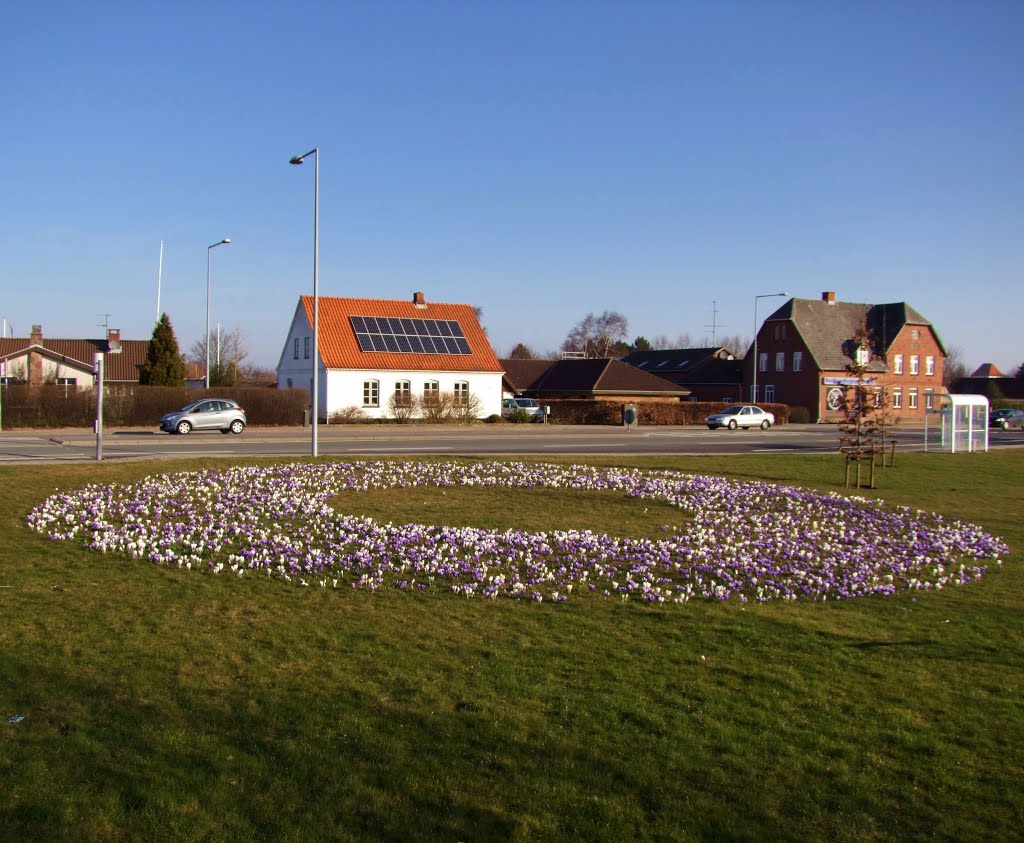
[28, 461, 1007, 604]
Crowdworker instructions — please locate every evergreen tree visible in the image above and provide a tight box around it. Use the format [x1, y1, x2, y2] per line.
[140, 313, 186, 386]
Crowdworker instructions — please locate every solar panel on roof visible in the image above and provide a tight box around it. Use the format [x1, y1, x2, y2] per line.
[349, 315, 472, 355]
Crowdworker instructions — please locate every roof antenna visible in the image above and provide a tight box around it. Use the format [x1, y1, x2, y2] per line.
[705, 300, 724, 346]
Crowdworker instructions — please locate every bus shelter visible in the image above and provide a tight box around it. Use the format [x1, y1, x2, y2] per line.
[925, 394, 989, 453]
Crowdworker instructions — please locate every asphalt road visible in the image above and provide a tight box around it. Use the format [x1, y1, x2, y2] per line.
[1, 422, 1021, 464]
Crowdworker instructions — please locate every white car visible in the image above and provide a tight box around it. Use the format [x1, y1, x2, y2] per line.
[706, 405, 775, 430]
[501, 397, 545, 421]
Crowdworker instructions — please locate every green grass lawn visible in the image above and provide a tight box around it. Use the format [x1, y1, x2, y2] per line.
[1, 451, 1022, 841]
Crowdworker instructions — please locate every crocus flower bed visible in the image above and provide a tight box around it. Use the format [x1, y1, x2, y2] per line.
[27, 460, 1008, 604]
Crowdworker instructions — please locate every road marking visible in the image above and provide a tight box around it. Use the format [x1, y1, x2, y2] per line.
[543, 443, 621, 449]
[344, 446, 454, 452]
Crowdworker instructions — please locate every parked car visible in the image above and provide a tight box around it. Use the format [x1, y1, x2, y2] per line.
[160, 398, 247, 435]
[501, 397, 545, 421]
[706, 404, 775, 430]
[989, 408, 1024, 430]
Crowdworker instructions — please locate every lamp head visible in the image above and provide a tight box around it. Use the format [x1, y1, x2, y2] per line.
[289, 155, 305, 165]
[221, 238, 231, 244]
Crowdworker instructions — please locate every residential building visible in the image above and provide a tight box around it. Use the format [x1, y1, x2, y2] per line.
[501, 357, 690, 403]
[619, 347, 742, 401]
[744, 291, 946, 422]
[0, 325, 147, 387]
[276, 292, 503, 420]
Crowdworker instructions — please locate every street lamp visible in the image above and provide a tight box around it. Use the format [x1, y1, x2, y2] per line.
[290, 147, 319, 457]
[206, 238, 231, 389]
[752, 292, 788, 404]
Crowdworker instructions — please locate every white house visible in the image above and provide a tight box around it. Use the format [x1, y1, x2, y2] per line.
[276, 292, 505, 421]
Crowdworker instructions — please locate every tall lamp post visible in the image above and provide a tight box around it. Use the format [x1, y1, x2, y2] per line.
[206, 238, 231, 389]
[752, 292, 788, 404]
[290, 147, 319, 458]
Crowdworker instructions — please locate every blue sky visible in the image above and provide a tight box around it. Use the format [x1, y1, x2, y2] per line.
[2, 1, 1021, 371]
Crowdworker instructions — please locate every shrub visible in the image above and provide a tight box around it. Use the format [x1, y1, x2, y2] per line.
[329, 406, 368, 424]
[788, 405, 811, 424]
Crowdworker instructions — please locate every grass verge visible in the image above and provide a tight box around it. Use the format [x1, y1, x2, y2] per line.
[1, 451, 1022, 841]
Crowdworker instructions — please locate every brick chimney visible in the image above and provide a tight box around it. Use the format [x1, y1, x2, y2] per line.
[822, 291, 836, 305]
[28, 324, 43, 384]
[107, 328, 122, 354]
[413, 291, 427, 308]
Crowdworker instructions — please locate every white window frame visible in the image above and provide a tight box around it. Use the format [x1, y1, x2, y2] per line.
[793, 351, 802, 372]
[293, 338, 299, 360]
[764, 384, 775, 403]
[775, 352, 785, 372]
[925, 389, 934, 410]
[304, 337, 310, 359]
[394, 380, 411, 406]
[893, 354, 903, 375]
[910, 355, 919, 376]
[909, 388, 918, 409]
[926, 356, 935, 376]
[856, 346, 869, 366]
[758, 352, 768, 373]
[892, 387, 903, 409]
[454, 381, 469, 405]
[363, 379, 379, 407]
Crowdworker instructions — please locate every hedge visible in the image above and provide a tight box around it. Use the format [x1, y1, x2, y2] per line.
[543, 400, 792, 426]
[0, 385, 308, 429]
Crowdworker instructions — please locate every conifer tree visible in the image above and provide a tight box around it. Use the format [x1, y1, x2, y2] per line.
[140, 313, 186, 387]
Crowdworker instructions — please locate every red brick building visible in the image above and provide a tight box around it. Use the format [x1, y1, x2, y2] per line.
[743, 292, 946, 422]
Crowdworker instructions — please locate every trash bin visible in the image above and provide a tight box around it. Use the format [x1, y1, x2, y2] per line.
[303, 409, 311, 427]
[622, 403, 637, 429]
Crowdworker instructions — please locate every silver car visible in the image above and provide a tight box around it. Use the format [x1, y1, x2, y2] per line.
[706, 404, 775, 430]
[501, 397, 545, 421]
[160, 398, 247, 435]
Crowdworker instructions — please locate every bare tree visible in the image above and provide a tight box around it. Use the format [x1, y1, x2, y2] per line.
[943, 345, 968, 388]
[716, 333, 752, 358]
[190, 326, 251, 386]
[562, 311, 629, 358]
[650, 332, 695, 350]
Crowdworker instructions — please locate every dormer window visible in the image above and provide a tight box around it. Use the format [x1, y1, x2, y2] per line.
[856, 346, 870, 366]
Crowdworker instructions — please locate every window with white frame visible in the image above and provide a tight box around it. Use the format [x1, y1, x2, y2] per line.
[793, 351, 802, 372]
[773, 324, 788, 340]
[363, 380, 379, 407]
[892, 387, 902, 409]
[909, 388, 918, 409]
[775, 352, 785, 372]
[926, 356, 935, 376]
[293, 338, 299, 359]
[758, 352, 768, 372]
[925, 389, 934, 409]
[764, 384, 775, 402]
[394, 380, 411, 406]
[856, 346, 870, 366]
[423, 380, 439, 404]
[910, 355, 919, 375]
[453, 381, 469, 405]
[893, 354, 903, 374]
[304, 337, 310, 359]
[56, 377, 77, 385]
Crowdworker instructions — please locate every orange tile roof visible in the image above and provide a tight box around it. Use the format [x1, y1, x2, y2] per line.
[301, 295, 503, 373]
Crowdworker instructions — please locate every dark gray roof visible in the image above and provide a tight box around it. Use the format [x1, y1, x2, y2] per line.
[500, 358, 689, 397]
[620, 347, 736, 373]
